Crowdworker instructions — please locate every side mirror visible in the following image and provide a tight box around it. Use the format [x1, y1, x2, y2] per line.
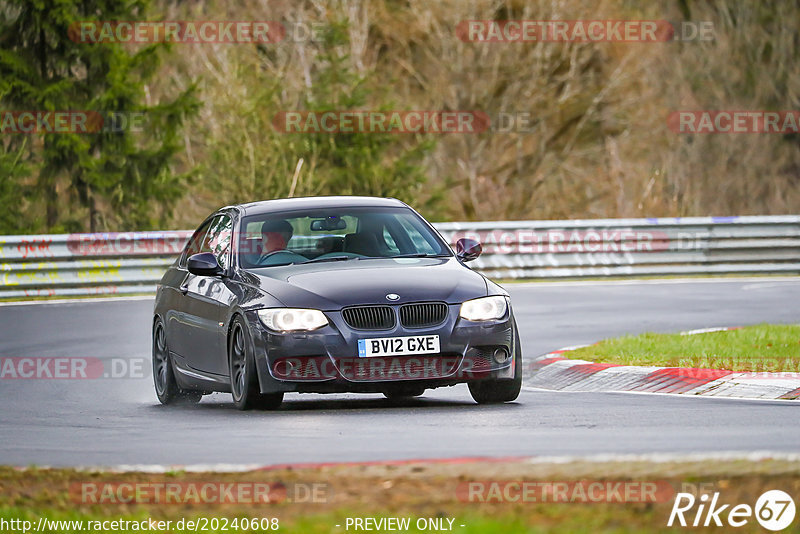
[187, 252, 224, 276]
[455, 238, 482, 263]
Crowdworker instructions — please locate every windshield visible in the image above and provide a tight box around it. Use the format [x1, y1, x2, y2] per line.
[237, 206, 452, 268]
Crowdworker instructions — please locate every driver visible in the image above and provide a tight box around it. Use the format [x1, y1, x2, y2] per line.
[261, 220, 294, 255]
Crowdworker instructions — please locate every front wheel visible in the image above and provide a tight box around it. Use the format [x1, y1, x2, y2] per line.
[468, 332, 522, 404]
[229, 316, 283, 410]
[152, 319, 202, 405]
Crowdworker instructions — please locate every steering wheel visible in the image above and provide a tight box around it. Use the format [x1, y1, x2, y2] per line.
[255, 250, 305, 266]
[258, 251, 285, 261]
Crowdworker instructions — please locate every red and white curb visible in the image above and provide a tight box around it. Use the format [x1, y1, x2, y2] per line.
[523, 328, 800, 401]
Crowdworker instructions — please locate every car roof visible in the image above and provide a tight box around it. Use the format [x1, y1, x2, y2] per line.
[234, 196, 408, 217]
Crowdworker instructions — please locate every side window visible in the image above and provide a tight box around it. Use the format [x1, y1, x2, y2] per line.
[206, 215, 233, 269]
[181, 219, 214, 268]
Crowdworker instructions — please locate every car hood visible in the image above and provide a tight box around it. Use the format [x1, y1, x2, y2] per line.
[241, 257, 488, 310]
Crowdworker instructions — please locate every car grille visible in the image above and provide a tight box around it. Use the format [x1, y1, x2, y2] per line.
[399, 302, 448, 328]
[465, 347, 501, 371]
[469, 355, 493, 371]
[342, 305, 395, 330]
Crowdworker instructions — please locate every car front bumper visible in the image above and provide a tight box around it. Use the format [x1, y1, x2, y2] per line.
[245, 304, 517, 394]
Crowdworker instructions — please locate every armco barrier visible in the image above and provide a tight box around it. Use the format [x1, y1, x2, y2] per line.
[0, 231, 192, 299]
[0, 216, 798, 298]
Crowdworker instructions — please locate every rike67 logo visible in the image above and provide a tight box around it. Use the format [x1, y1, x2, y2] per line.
[668, 490, 795, 531]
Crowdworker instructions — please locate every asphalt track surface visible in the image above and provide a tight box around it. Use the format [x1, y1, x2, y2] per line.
[1, 278, 798, 467]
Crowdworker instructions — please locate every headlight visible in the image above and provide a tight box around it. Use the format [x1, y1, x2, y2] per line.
[459, 296, 508, 321]
[257, 308, 328, 332]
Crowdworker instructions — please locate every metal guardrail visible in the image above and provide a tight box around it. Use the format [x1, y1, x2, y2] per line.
[1, 216, 798, 299]
[0, 231, 192, 299]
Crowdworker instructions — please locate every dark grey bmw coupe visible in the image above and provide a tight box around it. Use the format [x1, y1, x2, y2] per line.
[153, 196, 522, 409]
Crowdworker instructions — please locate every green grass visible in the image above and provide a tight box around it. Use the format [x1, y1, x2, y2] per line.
[567, 324, 800, 371]
[4, 462, 800, 533]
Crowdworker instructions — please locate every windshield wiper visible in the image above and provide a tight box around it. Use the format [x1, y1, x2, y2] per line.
[302, 253, 448, 264]
[302, 255, 358, 264]
[391, 253, 450, 258]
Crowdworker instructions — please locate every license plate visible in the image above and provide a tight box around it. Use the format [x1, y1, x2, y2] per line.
[358, 335, 440, 357]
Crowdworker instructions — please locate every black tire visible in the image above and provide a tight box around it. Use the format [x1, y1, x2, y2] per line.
[229, 316, 283, 410]
[382, 386, 426, 400]
[152, 319, 202, 405]
[468, 332, 522, 404]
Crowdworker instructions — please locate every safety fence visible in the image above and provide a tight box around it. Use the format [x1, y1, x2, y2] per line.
[1, 215, 798, 299]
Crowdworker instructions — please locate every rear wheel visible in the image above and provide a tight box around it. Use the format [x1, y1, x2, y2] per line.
[468, 332, 522, 404]
[152, 319, 202, 405]
[229, 316, 283, 410]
